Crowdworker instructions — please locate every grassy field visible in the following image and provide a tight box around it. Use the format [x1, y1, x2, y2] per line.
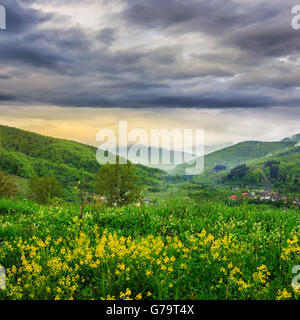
[0, 198, 299, 300]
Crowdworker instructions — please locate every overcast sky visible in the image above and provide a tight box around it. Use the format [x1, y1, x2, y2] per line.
[0, 0, 299, 146]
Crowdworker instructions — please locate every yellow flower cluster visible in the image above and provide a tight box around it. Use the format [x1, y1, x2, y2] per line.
[252, 265, 271, 286]
[0, 223, 298, 300]
[276, 288, 292, 300]
[0, 229, 186, 299]
[281, 235, 300, 261]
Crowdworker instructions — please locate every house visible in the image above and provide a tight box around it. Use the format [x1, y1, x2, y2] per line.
[293, 201, 300, 207]
[142, 198, 151, 205]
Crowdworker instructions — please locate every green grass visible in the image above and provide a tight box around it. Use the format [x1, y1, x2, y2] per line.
[0, 198, 299, 300]
[11, 175, 28, 196]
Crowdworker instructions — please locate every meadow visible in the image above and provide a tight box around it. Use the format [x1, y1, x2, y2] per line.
[0, 198, 299, 300]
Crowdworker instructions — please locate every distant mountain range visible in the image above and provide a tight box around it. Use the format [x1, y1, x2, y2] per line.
[117, 143, 232, 171]
[117, 145, 197, 171]
[1, 124, 299, 194]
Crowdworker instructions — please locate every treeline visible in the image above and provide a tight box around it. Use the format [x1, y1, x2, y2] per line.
[0, 161, 142, 206]
[0, 149, 94, 185]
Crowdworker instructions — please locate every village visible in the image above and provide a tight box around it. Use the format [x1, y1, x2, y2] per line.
[230, 190, 300, 207]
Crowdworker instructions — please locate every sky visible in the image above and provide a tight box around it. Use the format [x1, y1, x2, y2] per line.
[0, 0, 299, 147]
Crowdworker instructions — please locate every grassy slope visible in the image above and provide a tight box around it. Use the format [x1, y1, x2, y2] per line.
[11, 175, 28, 196]
[0, 124, 169, 194]
[0, 198, 299, 300]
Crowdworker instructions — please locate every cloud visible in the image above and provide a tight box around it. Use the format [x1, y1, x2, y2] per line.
[97, 28, 116, 45]
[121, 0, 280, 35]
[0, 0, 299, 110]
[4, 0, 51, 32]
[0, 93, 16, 101]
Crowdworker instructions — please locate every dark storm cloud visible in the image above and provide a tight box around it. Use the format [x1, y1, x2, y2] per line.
[0, 93, 16, 101]
[225, 18, 300, 58]
[0, 0, 299, 109]
[0, 1, 68, 71]
[0, 42, 70, 70]
[141, 93, 276, 109]
[34, 86, 280, 109]
[4, 0, 52, 32]
[122, 0, 280, 35]
[122, 0, 299, 62]
[0, 74, 11, 80]
[97, 28, 116, 45]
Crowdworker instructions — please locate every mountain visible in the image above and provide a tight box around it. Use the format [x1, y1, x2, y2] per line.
[173, 136, 299, 180]
[117, 145, 197, 171]
[204, 143, 233, 155]
[281, 133, 300, 142]
[223, 145, 300, 192]
[117, 143, 232, 172]
[201, 140, 297, 170]
[2, 124, 298, 196]
[0, 124, 169, 193]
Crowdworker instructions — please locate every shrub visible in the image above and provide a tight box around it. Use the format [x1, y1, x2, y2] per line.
[28, 175, 63, 204]
[0, 171, 17, 198]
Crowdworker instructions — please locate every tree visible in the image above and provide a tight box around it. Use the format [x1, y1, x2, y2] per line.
[213, 165, 227, 172]
[227, 164, 249, 181]
[28, 175, 63, 204]
[94, 161, 141, 207]
[269, 165, 280, 180]
[0, 171, 17, 198]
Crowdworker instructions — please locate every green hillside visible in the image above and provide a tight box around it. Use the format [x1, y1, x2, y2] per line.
[281, 133, 300, 142]
[223, 145, 300, 192]
[1, 124, 299, 197]
[175, 140, 296, 175]
[0, 124, 169, 194]
[172, 137, 299, 187]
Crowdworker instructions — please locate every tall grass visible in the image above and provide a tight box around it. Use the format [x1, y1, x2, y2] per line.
[0, 198, 299, 300]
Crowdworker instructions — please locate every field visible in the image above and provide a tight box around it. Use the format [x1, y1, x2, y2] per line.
[0, 198, 299, 300]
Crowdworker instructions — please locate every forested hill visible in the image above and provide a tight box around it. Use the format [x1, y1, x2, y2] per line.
[173, 139, 297, 176]
[0, 124, 168, 188]
[223, 145, 300, 192]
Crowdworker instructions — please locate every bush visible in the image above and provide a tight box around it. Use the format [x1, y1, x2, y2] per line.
[95, 162, 141, 207]
[28, 175, 63, 204]
[0, 171, 17, 198]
